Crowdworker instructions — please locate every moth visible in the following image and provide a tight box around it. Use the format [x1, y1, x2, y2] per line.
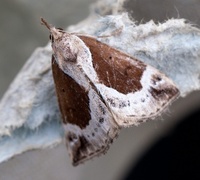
[41, 18, 179, 166]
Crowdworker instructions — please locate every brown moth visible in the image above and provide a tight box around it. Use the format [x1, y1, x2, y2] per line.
[41, 18, 179, 166]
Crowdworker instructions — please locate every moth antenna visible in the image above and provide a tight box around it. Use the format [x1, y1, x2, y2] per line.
[41, 18, 52, 30]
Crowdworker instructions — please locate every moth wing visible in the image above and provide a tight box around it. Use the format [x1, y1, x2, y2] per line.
[51, 56, 119, 166]
[79, 36, 179, 127]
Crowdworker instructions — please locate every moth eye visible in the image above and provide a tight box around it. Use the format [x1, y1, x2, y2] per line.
[49, 34, 54, 43]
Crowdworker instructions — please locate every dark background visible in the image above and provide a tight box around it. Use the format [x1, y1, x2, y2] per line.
[0, 0, 200, 179]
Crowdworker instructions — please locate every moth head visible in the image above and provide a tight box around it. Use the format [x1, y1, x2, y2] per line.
[41, 18, 63, 43]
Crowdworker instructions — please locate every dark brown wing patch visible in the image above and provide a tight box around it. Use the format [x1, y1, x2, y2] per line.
[51, 55, 91, 129]
[78, 35, 146, 94]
